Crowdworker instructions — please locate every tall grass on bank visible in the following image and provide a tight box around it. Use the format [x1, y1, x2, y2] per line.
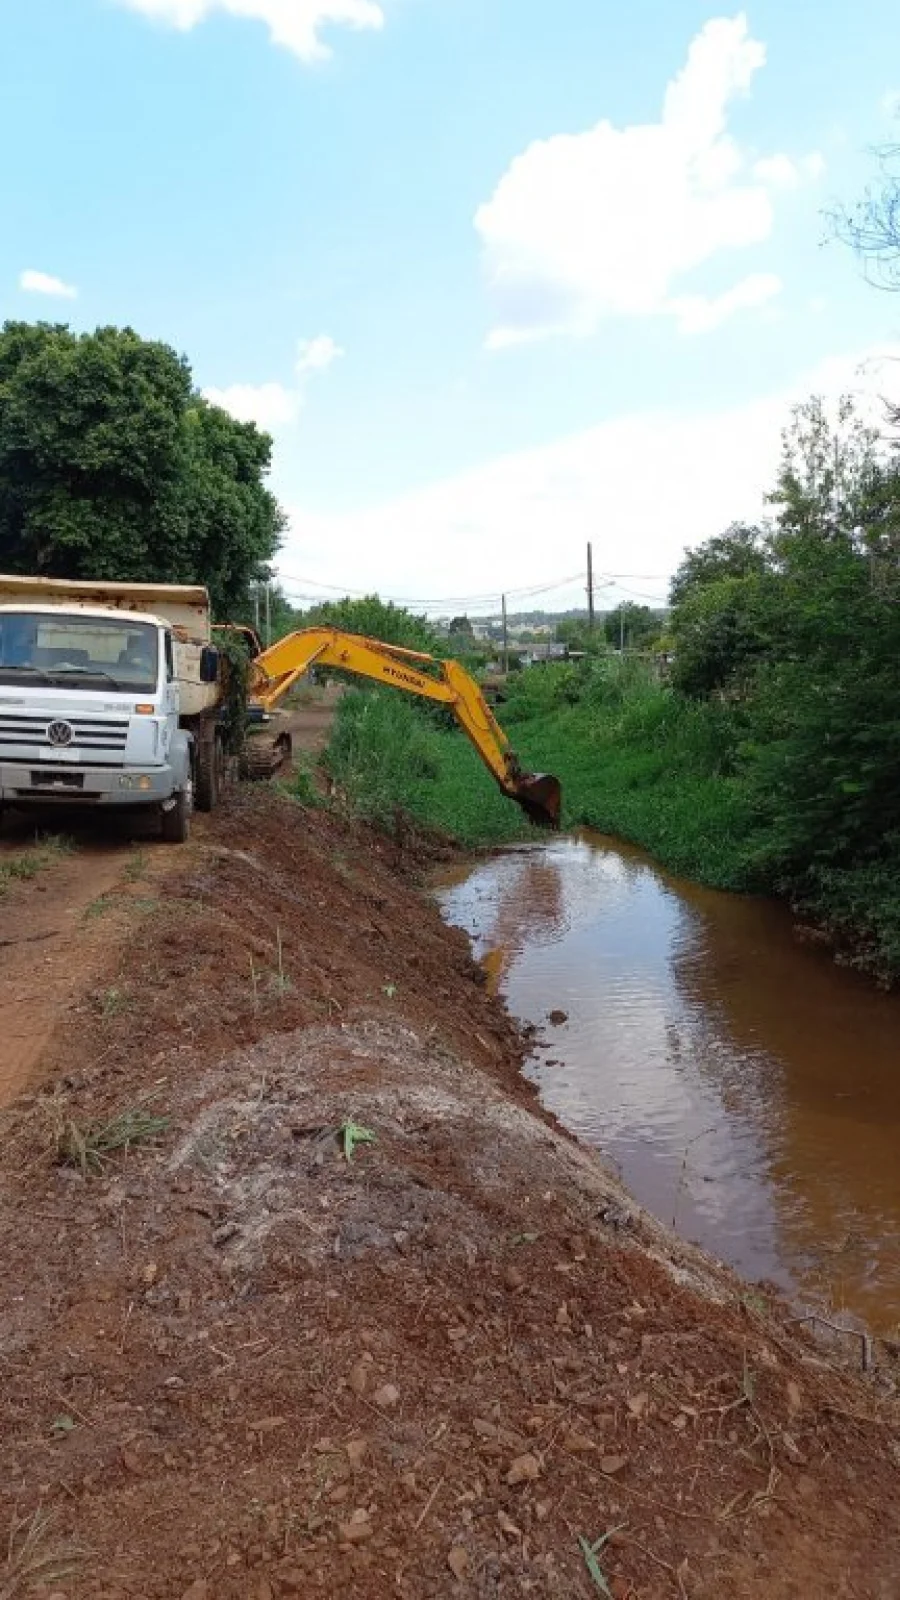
[502, 657, 755, 889]
[322, 656, 900, 981]
[323, 658, 754, 886]
[324, 690, 530, 847]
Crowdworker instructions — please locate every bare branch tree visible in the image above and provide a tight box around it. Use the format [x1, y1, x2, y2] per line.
[830, 144, 900, 291]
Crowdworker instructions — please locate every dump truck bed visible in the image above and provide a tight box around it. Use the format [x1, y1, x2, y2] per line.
[0, 575, 211, 644]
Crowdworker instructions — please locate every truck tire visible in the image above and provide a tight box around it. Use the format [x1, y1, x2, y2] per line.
[161, 778, 193, 844]
[195, 729, 224, 813]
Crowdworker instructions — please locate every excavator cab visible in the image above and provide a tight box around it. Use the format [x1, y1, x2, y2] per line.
[512, 772, 562, 830]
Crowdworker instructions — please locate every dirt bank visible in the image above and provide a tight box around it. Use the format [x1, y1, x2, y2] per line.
[1, 785, 899, 1600]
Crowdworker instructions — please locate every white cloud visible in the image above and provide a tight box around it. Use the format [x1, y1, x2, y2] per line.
[203, 380, 300, 428]
[476, 13, 823, 347]
[753, 152, 824, 188]
[296, 334, 344, 373]
[204, 332, 342, 430]
[881, 90, 900, 121]
[277, 344, 900, 606]
[671, 270, 782, 333]
[115, 0, 384, 62]
[19, 268, 78, 299]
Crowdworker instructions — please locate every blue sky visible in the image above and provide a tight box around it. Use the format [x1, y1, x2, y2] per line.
[2, 1, 900, 614]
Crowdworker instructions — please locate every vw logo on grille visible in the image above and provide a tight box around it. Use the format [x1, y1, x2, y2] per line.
[47, 720, 75, 748]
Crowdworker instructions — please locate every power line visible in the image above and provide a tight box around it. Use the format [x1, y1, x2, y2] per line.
[604, 581, 670, 602]
[274, 568, 585, 611]
[278, 571, 583, 607]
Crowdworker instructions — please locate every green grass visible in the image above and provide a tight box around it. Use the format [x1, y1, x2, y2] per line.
[324, 690, 531, 847]
[323, 666, 755, 887]
[322, 659, 900, 982]
[54, 1102, 170, 1175]
[0, 833, 74, 897]
[514, 704, 754, 889]
[509, 657, 758, 889]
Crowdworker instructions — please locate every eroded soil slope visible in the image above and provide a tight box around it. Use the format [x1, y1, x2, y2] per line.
[1, 786, 899, 1600]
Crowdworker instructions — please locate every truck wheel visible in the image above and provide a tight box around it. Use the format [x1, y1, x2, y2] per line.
[195, 731, 224, 813]
[161, 779, 193, 844]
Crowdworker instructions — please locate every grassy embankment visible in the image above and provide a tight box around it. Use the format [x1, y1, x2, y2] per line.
[322, 658, 754, 887]
[318, 656, 900, 979]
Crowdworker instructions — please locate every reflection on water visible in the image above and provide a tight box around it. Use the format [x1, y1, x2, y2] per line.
[435, 833, 900, 1335]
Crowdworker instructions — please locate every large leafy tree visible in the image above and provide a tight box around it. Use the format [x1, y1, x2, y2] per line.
[0, 321, 284, 615]
[555, 617, 606, 655]
[670, 397, 900, 967]
[602, 602, 664, 650]
[669, 522, 767, 607]
[744, 398, 900, 882]
[295, 594, 443, 655]
[669, 523, 770, 697]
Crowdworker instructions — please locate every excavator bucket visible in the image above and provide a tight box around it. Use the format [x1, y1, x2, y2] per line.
[512, 772, 562, 830]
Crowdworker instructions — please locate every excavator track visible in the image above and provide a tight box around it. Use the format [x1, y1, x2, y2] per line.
[240, 732, 293, 781]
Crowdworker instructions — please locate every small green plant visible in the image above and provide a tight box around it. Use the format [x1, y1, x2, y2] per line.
[577, 1527, 625, 1596]
[1, 1506, 84, 1598]
[268, 927, 292, 996]
[285, 756, 324, 809]
[125, 849, 147, 881]
[55, 1101, 170, 1176]
[100, 986, 130, 1019]
[0, 834, 74, 898]
[248, 931, 293, 1002]
[340, 1120, 376, 1161]
[83, 894, 114, 921]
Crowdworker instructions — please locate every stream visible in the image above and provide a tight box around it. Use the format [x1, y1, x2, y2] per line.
[435, 831, 900, 1336]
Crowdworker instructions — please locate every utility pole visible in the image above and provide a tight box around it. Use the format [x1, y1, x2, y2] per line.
[254, 586, 260, 635]
[501, 593, 509, 674]
[619, 605, 625, 654]
[264, 582, 272, 648]
[586, 542, 595, 633]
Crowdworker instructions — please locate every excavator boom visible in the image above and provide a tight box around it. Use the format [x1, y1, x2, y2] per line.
[247, 627, 562, 829]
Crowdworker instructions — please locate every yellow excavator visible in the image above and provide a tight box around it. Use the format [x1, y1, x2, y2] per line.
[238, 626, 562, 830]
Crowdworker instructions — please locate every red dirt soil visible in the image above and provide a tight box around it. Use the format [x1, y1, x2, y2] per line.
[1, 784, 899, 1600]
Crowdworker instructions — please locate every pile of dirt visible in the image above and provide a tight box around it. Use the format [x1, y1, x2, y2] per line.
[1, 786, 899, 1599]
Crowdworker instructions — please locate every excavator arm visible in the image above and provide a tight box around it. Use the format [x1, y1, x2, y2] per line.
[247, 627, 562, 829]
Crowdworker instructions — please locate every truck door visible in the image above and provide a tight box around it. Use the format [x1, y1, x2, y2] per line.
[162, 630, 178, 759]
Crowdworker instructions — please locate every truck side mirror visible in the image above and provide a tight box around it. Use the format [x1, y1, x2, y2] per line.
[199, 645, 220, 684]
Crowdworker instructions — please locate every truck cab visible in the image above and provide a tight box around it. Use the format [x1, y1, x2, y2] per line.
[0, 576, 222, 842]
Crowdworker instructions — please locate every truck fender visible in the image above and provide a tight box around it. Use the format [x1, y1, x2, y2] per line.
[170, 728, 194, 789]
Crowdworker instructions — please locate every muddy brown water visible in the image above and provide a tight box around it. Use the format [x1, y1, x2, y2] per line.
[435, 830, 900, 1337]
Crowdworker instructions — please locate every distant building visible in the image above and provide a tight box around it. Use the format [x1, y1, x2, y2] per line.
[521, 642, 568, 666]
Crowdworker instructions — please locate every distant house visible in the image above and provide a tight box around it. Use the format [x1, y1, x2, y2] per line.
[521, 642, 569, 666]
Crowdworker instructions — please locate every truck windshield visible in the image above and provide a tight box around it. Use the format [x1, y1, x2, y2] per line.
[0, 613, 159, 692]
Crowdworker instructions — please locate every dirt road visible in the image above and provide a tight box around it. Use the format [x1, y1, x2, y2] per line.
[0, 817, 164, 1110]
[279, 681, 343, 757]
[0, 686, 342, 1110]
[1, 782, 899, 1599]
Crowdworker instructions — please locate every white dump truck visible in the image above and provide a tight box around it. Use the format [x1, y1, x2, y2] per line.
[0, 575, 229, 842]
